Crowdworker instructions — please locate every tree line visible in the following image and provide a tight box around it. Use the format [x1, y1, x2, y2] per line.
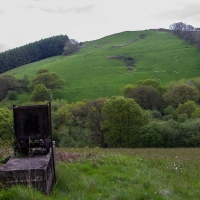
[0, 35, 69, 74]
[170, 22, 200, 48]
[2, 74, 200, 148]
[0, 68, 65, 101]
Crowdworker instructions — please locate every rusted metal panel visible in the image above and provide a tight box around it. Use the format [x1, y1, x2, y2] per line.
[13, 104, 51, 140]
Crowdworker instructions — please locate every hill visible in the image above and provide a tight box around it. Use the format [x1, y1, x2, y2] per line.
[3, 30, 200, 104]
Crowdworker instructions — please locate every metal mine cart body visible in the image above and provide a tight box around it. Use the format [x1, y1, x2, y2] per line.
[13, 103, 52, 155]
[0, 102, 56, 194]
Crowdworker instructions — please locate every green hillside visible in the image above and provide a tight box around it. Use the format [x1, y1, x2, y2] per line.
[4, 30, 200, 104]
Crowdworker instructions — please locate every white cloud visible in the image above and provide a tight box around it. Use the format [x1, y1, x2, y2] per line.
[27, 4, 95, 14]
[0, 0, 199, 51]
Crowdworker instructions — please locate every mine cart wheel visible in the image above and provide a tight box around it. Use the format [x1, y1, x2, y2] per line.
[45, 139, 51, 153]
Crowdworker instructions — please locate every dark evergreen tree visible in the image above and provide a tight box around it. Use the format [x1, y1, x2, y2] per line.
[0, 35, 69, 74]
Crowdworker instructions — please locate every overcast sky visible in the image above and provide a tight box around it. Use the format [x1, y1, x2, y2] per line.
[0, 0, 200, 52]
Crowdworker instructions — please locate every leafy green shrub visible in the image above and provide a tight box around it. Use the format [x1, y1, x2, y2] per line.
[102, 96, 149, 147]
[139, 120, 181, 147]
[29, 71, 65, 91]
[178, 118, 200, 147]
[0, 139, 14, 164]
[31, 84, 52, 102]
[128, 85, 164, 110]
[7, 91, 18, 100]
[121, 84, 134, 97]
[163, 105, 177, 120]
[36, 68, 50, 75]
[57, 127, 92, 147]
[139, 121, 163, 147]
[163, 83, 199, 107]
[177, 114, 188, 123]
[0, 108, 13, 141]
[148, 110, 163, 120]
[176, 100, 197, 118]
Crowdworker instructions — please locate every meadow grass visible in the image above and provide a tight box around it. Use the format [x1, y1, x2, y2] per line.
[3, 30, 200, 105]
[1, 147, 200, 200]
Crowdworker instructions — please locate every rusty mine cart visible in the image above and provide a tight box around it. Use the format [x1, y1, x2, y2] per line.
[0, 102, 56, 194]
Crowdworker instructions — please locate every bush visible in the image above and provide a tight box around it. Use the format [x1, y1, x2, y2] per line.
[148, 110, 163, 120]
[0, 108, 13, 141]
[178, 118, 200, 147]
[139, 121, 163, 147]
[7, 91, 18, 100]
[31, 84, 53, 102]
[177, 114, 188, 123]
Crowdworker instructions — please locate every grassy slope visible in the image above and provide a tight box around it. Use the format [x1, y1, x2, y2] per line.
[1, 148, 200, 200]
[4, 30, 200, 104]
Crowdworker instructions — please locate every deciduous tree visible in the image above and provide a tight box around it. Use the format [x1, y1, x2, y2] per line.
[31, 84, 52, 102]
[0, 74, 20, 100]
[137, 79, 166, 94]
[36, 68, 50, 75]
[121, 84, 134, 97]
[128, 85, 164, 110]
[85, 98, 107, 147]
[62, 39, 80, 56]
[176, 100, 197, 118]
[163, 83, 199, 107]
[19, 74, 29, 92]
[102, 96, 149, 147]
[30, 71, 65, 90]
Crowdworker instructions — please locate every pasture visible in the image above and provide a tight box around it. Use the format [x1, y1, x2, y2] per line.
[0, 147, 200, 199]
[3, 30, 200, 104]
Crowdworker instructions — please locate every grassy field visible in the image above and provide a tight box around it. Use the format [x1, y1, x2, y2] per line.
[1, 147, 200, 200]
[3, 30, 200, 105]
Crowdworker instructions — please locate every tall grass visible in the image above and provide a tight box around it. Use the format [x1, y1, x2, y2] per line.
[1, 148, 200, 199]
